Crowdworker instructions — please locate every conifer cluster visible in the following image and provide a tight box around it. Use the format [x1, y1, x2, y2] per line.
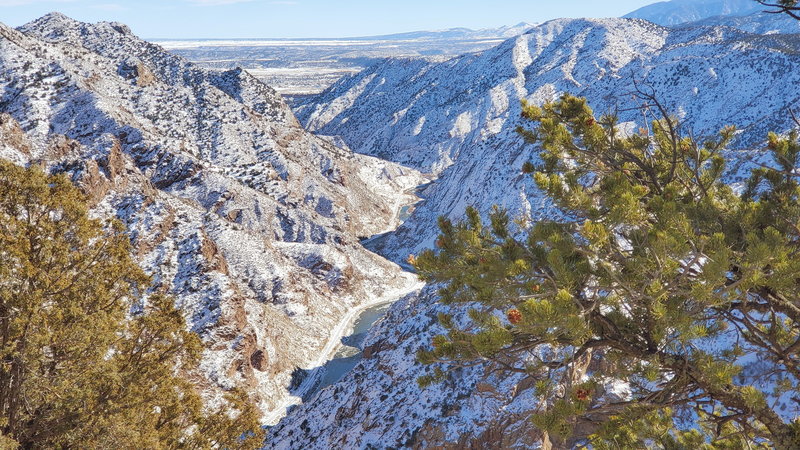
[0, 161, 264, 448]
[414, 94, 800, 448]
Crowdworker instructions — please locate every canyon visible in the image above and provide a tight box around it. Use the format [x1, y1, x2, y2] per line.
[2, 2, 800, 448]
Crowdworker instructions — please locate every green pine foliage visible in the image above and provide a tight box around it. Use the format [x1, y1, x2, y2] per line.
[0, 161, 264, 448]
[413, 94, 800, 448]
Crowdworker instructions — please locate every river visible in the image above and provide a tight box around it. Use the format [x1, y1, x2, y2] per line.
[264, 184, 427, 425]
[313, 301, 394, 392]
[282, 298, 408, 409]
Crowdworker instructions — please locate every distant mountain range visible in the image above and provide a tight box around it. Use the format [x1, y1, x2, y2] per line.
[340, 22, 536, 41]
[156, 22, 536, 44]
[624, 0, 764, 25]
[155, 23, 537, 95]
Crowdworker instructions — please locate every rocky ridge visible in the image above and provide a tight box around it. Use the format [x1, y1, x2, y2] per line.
[295, 16, 800, 265]
[0, 13, 426, 420]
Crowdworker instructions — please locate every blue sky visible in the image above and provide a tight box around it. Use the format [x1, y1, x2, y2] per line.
[2, 0, 659, 39]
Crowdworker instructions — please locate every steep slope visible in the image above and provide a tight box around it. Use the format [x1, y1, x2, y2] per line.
[296, 17, 800, 265]
[625, 0, 800, 34]
[0, 13, 426, 420]
[623, 0, 762, 25]
[273, 17, 800, 447]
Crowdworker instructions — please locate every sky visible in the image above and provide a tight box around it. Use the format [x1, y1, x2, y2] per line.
[2, 0, 660, 39]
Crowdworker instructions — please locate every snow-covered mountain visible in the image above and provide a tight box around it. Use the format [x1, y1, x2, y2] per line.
[0, 12, 427, 420]
[624, 0, 800, 34]
[624, 0, 762, 25]
[271, 15, 800, 448]
[295, 16, 800, 265]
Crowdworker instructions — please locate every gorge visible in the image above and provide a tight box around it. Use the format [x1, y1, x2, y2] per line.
[2, 1, 800, 448]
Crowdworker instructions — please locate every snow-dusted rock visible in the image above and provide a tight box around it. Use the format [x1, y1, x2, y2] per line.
[0, 13, 427, 420]
[687, 10, 800, 34]
[267, 287, 548, 449]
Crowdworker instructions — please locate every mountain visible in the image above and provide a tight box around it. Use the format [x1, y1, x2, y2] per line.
[271, 16, 800, 447]
[623, 0, 763, 25]
[0, 12, 427, 421]
[625, 0, 800, 35]
[689, 9, 800, 33]
[295, 16, 800, 266]
[344, 22, 537, 41]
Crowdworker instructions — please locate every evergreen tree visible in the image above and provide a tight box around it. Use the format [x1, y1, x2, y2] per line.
[0, 161, 264, 448]
[414, 95, 800, 448]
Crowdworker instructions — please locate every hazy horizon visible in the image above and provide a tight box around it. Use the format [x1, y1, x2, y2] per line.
[3, 0, 657, 39]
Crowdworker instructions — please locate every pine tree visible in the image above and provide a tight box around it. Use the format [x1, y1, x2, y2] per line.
[0, 161, 264, 448]
[414, 94, 800, 448]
